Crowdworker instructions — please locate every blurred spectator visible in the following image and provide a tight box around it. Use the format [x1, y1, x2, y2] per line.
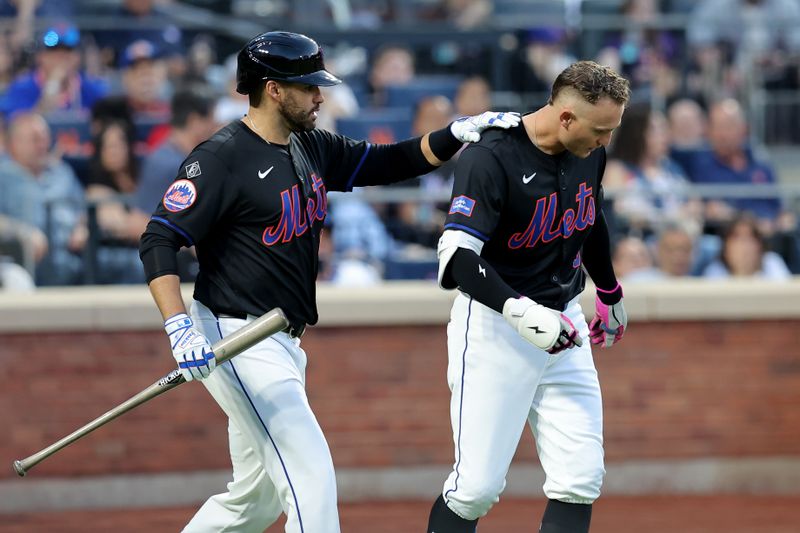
[116, 39, 171, 118]
[626, 221, 698, 280]
[683, 98, 784, 232]
[686, 0, 800, 100]
[85, 120, 139, 238]
[84, 119, 144, 283]
[90, 95, 135, 138]
[612, 234, 655, 280]
[512, 27, 577, 95]
[382, 95, 455, 250]
[604, 102, 703, 236]
[443, 0, 493, 29]
[0, 112, 86, 285]
[702, 213, 792, 279]
[0, 213, 48, 269]
[0, 23, 108, 118]
[667, 97, 707, 150]
[453, 75, 492, 118]
[0, 0, 74, 53]
[317, 222, 382, 286]
[213, 54, 249, 123]
[367, 44, 415, 107]
[328, 194, 392, 271]
[129, 87, 217, 238]
[92, 0, 185, 73]
[597, 0, 682, 104]
[0, 255, 35, 291]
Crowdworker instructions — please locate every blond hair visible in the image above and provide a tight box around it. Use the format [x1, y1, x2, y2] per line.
[548, 61, 630, 106]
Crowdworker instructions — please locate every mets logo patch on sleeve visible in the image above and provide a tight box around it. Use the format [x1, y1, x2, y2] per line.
[163, 179, 197, 212]
[449, 195, 476, 217]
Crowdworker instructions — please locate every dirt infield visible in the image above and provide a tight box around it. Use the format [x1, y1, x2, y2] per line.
[3, 496, 798, 532]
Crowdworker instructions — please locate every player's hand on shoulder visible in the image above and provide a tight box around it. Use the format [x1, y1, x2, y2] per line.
[450, 111, 521, 143]
[164, 313, 216, 381]
[502, 296, 582, 354]
[589, 283, 627, 348]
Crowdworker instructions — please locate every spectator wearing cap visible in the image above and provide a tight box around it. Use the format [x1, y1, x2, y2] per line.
[0, 22, 108, 118]
[115, 39, 171, 118]
[92, 0, 185, 75]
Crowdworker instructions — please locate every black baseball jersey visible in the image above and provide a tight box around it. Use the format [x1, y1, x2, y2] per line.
[444, 121, 607, 310]
[143, 120, 434, 327]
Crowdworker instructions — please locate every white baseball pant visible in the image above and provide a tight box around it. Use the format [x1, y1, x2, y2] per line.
[183, 301, 340, 533]
[441, 293, 604, 520]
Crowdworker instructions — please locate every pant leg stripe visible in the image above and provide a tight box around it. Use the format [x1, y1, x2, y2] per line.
[216, 319, 305, 532]
[445, 297, 473, 504]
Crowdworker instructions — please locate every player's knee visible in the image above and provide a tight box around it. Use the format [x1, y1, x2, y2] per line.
[543, 447, 605, 503]
[446, 479, 505, 520]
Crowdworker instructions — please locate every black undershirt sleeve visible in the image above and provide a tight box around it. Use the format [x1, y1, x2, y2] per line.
[447, 248, 518, 313]
[581, 208, 622, 304]
[352, 125, 461, 187]
[139, 220, 186, 283]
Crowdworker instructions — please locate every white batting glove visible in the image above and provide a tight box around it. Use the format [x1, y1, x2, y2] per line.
[164, 313, 215, 381]
[589, 287, 628, 348]
[450, 111, 521, 143]
[502, 297, 582, 354]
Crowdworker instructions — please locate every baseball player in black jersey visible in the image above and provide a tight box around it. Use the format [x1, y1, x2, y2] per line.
[427, 61, 631, 533]
[138, 31, 518, 533]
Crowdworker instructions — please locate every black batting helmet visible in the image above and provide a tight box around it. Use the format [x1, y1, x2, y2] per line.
[236, 31, 342, 95]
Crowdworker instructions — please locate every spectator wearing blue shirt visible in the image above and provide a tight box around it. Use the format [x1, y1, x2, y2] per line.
[0, 23, 108, 119]
[0, 113, 87, 285]
[684, 98, 784, 231]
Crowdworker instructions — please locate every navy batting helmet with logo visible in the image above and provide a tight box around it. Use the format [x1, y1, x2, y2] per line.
[236, 31, 342, 95]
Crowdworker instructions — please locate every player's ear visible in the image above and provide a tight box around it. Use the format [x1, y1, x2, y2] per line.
[265, 80, 282, 101]
[559, 110, 575, 130]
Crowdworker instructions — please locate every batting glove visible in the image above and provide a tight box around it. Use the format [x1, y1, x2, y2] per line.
[503, 297, 582, 354]
[588, 283, 627, 348]
[450, 111, 521, 143]
[164, 313, 215, 381]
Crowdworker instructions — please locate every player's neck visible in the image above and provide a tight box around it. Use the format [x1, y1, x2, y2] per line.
[244, 108, 291, 144]
[524, 108, 565, 155]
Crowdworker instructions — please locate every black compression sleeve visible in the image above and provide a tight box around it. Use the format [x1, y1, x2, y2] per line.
[354, 137, 436, 187]
[427, 124, 463, 161]
[448, 248, 518, 313]
[581, 208, 620, 300]
[139, 221, 183, 283]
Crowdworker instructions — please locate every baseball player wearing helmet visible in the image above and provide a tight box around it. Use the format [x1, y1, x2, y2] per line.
[427, 61, 631, 533]
[139, 31, 518, 533]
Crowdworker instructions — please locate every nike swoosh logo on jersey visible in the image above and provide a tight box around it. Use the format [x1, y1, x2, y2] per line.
[258, 166, 274, 179]
[522, 172, 536, 184]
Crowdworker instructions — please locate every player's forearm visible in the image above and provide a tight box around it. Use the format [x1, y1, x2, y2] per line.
[147, 274, 186, 321]
[353, 126, 463, 187]
[581, 209, 618, 292]
[448, 248, 517, 313]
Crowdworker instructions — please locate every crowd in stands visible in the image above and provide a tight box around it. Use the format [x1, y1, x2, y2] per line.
[1, 0, 799, 291]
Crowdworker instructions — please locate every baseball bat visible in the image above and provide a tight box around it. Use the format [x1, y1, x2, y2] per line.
[12, 307, 289, 477]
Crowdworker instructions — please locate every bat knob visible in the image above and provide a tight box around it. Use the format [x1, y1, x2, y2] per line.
[13, 460, 26, 477]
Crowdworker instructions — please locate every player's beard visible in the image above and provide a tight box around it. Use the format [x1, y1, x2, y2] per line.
[278, 96, 318, 133]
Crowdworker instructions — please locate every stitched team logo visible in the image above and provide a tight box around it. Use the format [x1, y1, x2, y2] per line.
[163, 179, 197, 212]
[185, 161, 201, 178]
[449, 195, 476, 217]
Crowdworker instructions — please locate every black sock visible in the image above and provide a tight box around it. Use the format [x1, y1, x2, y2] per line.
[427, 494, 479, 533]
[539, 499, 592, 533]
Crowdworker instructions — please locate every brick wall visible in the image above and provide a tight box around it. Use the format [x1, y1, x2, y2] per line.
[4, 320, 800, 479]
